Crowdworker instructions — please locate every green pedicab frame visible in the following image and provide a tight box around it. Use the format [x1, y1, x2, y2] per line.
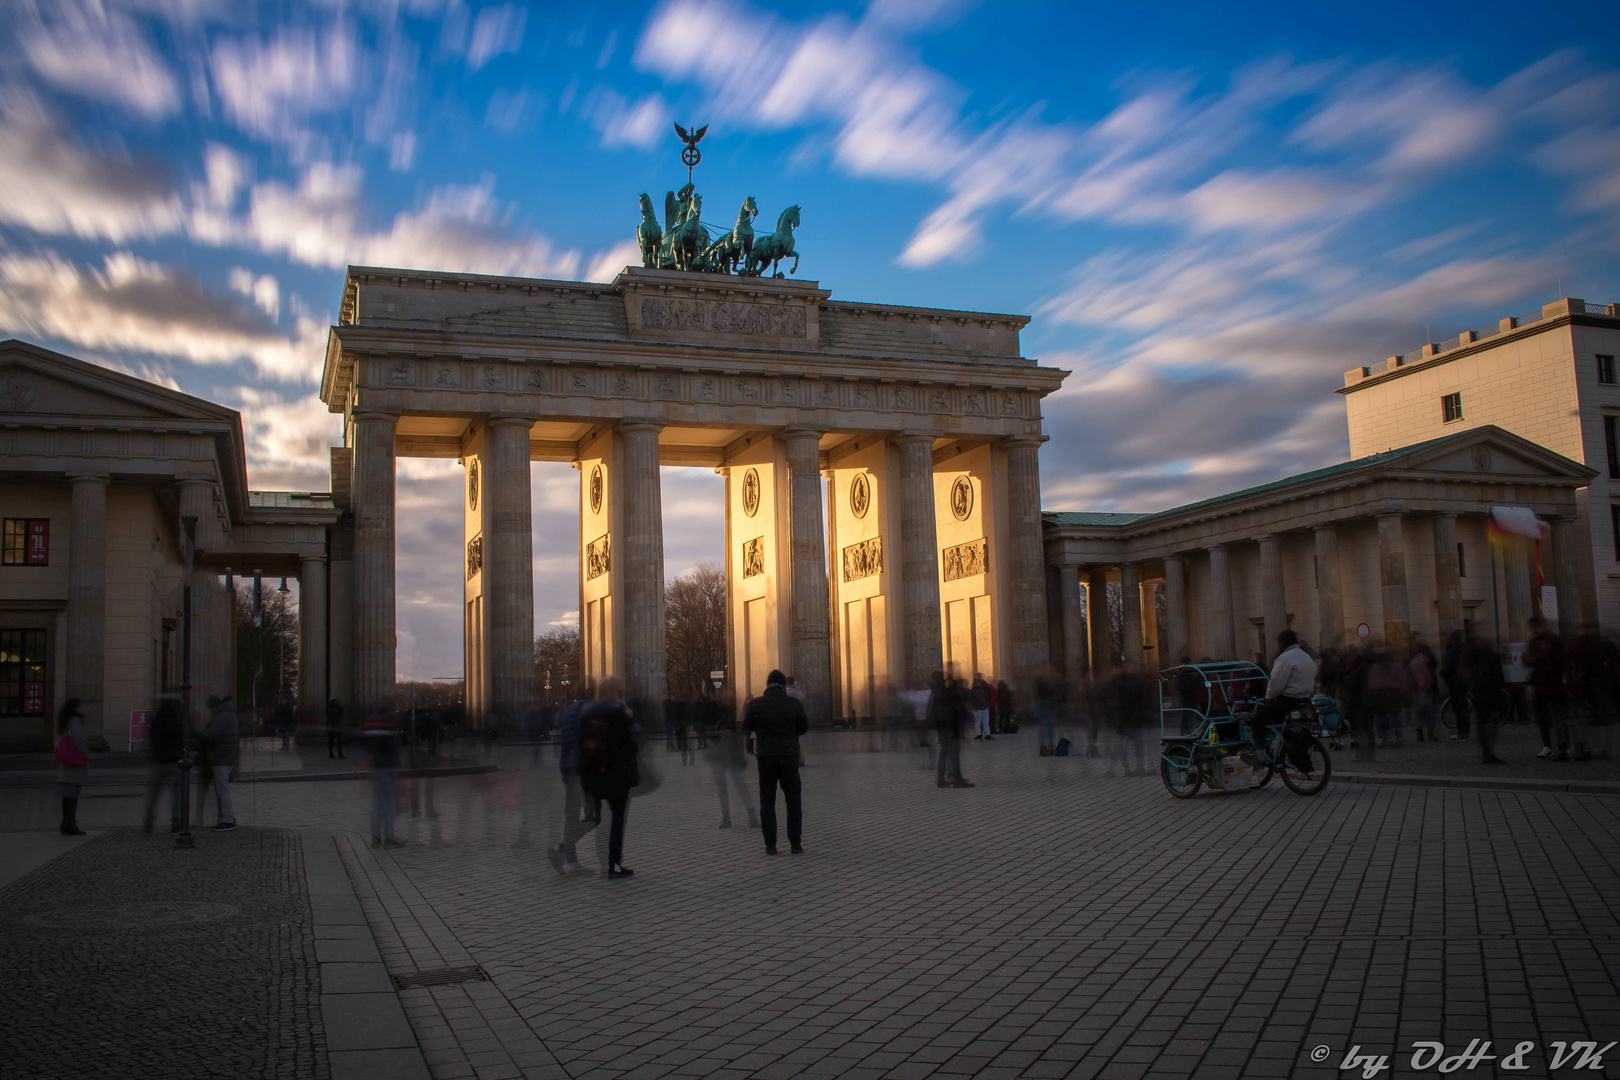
[1157, 661, 1332, 798]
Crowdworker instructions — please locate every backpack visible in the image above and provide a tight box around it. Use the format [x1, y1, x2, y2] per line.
[579, 709, 618, 776]
[1054, 737, 1071, 757]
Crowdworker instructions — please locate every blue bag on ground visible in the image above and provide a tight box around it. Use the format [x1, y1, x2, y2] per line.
[1054, 737, 1071, 757]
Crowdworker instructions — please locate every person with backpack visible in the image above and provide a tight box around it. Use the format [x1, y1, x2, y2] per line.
[744, 669, 810, 854]
[142, 697, 185, 833]
[576, 677, 639, 879]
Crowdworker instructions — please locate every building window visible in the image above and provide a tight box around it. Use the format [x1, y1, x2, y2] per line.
[1442, 393, 1463, 423]
[1608, 416, 1620, 480]
[1613, 505, 1620, 561]
[2, 519, 49, 566]
[1600, 354, 1616, 385]
[1458, 542, 1467, 578]
[0, 628, 48, 716]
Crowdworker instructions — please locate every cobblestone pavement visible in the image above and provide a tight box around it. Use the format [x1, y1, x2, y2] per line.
[0, 828, 327, 1080]
[6, 735, 1620, 1079]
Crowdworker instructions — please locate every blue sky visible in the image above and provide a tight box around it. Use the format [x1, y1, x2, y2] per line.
[4, 0, 1619, 678]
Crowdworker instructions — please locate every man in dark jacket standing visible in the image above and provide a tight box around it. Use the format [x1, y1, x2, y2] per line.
[142, 697, 185, 833]
[744, 669, 809, 855]
[578, 678, 639, 878]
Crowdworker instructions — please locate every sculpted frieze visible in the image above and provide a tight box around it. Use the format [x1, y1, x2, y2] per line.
[942, 538, 987, 582]
[842, 537, 883, 582]
[641, 297, 806, 338]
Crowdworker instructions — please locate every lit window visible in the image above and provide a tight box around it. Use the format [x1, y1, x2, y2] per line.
[2, 519, 48, 566]
[1441, 393, 1463, 423]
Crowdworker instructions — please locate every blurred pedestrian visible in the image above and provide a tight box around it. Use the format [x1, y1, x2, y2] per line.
[364, 716, 404, 848]
[1565, 624, 1608, 762]
[578, 678, 638, 878]
[325, 697, 345, 759]
[1464, 628, 1507, 764]
[275, 696, 295, 751]
[53, 697, 89, 836]
[706, 694, 756, 830]
[1107, 662, 1153, 777]
[930, 670, 973, 788]
[744, 669, 809, 854]
[1408, 635, 1438, 742]
[1034, 673, 1057, 755]
[1524, 617, 1567, 759]
[970, 673, 993, 740]
[1365, 643, 1407, 748]
[142, 697, 185, 834]
[198, 695, 239, 831]
[1441, 630, 1471, 740]
[995, 679, 1013, 734]
[547, 679, 595, 876]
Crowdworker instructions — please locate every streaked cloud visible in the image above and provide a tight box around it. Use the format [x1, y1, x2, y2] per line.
[20, 0, 181, 119]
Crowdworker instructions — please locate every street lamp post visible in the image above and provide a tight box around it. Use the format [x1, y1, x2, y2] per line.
[176, 516, 199, 850]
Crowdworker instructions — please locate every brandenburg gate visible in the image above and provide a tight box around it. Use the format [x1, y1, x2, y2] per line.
[319, 171, 1068, 725]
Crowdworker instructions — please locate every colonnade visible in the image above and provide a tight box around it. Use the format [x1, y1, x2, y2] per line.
[1051, 510, 1587, 684]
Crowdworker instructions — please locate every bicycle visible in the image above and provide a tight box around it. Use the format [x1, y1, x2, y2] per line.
[1158, 662, 1332, 800]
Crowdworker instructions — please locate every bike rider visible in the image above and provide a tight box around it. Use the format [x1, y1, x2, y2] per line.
[1251, 630, 1317, 763]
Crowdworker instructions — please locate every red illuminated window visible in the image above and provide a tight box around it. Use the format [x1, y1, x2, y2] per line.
[3, 519, 49, 566]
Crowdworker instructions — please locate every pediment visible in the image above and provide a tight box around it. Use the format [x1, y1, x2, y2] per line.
[0, 340, 237, 426]
[1392, 425, 1594, 482]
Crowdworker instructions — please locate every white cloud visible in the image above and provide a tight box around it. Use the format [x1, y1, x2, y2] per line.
[586, 88, 672, 149]
[232, 388, 343, 490]
[0, 90, 183, 241]
[1293, 67, 1502, 174]
[208, 23, 357, 152]
[21, 0, 181, 119]
[240, 163, 582, 277]
[228, 267, 280, 320]
[0, 250, 324, 382]
[390, 130, 417, 170]
[467, 4, 526, 70]
[585, 241, 642, 282]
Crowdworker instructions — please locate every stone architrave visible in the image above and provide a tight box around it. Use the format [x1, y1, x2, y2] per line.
[1005, 439, 1050, 687]
[352, 412, 398, 717]
[485, 415, 536, 726]
[1161, 556, 1187, 668]
[1258, 535, 1286, 661]
[1431, 514, 1463, 640]
[1087, 568, 1110, 676]
[1377, 513, 1410, 648]
[1058, 564, 1087, 683]
[66, 474, 109, 741]
[784, 429, 832, 720]
[1314, 527, 1344, 649]
[298, 555, 328, 712]
[897, 434, 944, 691]
[1120, 562, 1144, 669]
[621, 422, 667, 705]
[1206, 545, 1236, 660]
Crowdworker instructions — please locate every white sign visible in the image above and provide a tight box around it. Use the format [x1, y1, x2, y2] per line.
[1540, 586, 1559, 624]
[1356, 622, 1371, 641]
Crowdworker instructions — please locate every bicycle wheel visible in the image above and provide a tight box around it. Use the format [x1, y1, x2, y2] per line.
[1277, 731, 1331, 796]
[1160, 745, 1202, 799]
[1438, 696, 1456, 729]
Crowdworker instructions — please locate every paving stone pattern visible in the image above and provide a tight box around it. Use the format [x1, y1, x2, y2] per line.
[0, 828, 327, 1080]
[368, 739, 1620, 1080]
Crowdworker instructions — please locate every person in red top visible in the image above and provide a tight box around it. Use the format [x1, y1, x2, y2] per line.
[1524, 618, 1567, 760]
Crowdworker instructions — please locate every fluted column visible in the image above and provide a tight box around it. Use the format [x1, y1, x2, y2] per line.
[66, 474, 109, 742]
[351, 412, 397, 718]
[1504, 540, 1533, 642]
[783, 429, 831, 721]
[1058, 563, 1087, 683]
[1206, 545, 1235, 660]
[1314, 526, 1344, 649]
[1551, 515, 1584, 634]
[1005, 438, 1051, 687]
[1377, 512, 1410, 648]
[897, 434, 944, 690]
[620, 422, 667, 707]
[1258, 534, 1286, 662]
[485, 416, 536, 727]
[298, 555, 328, 712]
[1087, 568, 1111, 676]
[1432, 514, 1462, 640]
[1121, 561, 1144, 668]
[177, 479, 226, 715]
[1162, 556, 1188, 666]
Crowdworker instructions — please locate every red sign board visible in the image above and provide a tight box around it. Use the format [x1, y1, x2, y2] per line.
[129, 710, 154, 745]
[26, 519, 48, 565]
[23, 681, 44, 715]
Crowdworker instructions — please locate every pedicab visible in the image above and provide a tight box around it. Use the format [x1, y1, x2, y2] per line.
[1157, 661, 1332, 798]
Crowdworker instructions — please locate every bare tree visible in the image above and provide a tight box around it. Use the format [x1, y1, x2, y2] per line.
[533, 624, 581, 707]
[233, 581, 298, 731]
[665, 563, 727, 699]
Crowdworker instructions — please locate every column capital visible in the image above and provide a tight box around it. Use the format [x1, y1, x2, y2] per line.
[894, 431, 938, 447]
[349, 409, 399, 424]
[1205, 542, 1228, 553]
[299, 552, 328, 568]
[485, 413, 538, 429]
[619, 419, 666, 435]
[1376, 510, 1405, 521]
[66, 471, 110, 485]
[782, 426, 824, 443]
[1004, 435, 1046, 450]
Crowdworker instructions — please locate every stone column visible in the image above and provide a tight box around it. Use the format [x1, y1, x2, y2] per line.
[896, 434, 944, 690]
[1258, 534, 1286, 662]
[1432, 514, 1463, 640]
[1504, 540, 1533, 642]
[485, 416, 536, 729]
[1087, 568, 1111, 676]
[66, 474, 109, 742]
[1058, 564, 1087, 683]
[1005, 439, 1051, 687]
[620, 422, 667, 707]
[297, 555, 327, 712]
[1377, 513, 1410, 648]
[177, 479, 225, 714]
[1162, 556, 1188, 666]
[1314, 526, 1344, 650]
[351, 412, 397, 718]
[783, 429, 831, 721]
[1207, 545, 1236, 660]
[1120, 561, 1144, 668]
[327, 524, 354, 713]
[1551, 515, 1584, 634]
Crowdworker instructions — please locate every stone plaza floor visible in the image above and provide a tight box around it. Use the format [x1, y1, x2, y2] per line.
[2, 732, 1618, 1079]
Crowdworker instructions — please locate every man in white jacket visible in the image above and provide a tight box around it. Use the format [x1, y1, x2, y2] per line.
[1251, 630, 1316, 761]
